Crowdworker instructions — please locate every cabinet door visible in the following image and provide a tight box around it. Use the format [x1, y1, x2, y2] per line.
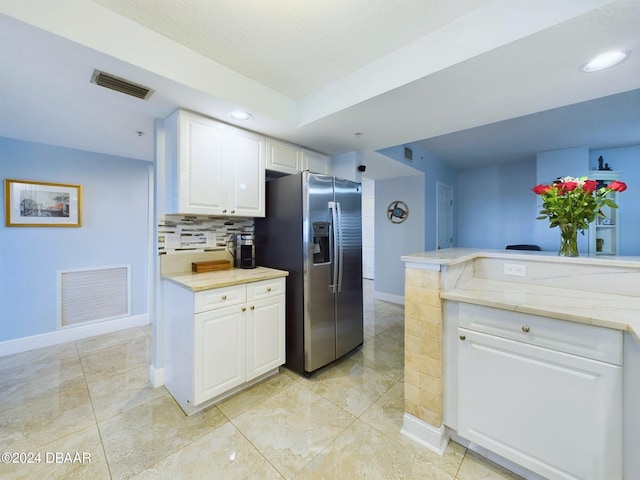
[226, 127, 265, 217]
[458, 328, 622, 480]
[265, 138, 301, 174]
[246, 295, 285, 381]
[302, 149, 332, 175]
[194, 305, 246, 404]
[178, 111, 225, 215]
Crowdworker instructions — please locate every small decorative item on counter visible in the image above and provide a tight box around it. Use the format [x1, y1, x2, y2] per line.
[192, 260, 231, 272]
[532, 176, 627, 257]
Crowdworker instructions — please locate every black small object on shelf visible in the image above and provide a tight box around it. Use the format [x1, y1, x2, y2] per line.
[506, 244, 541, 251]
[597, 155, 612, 171]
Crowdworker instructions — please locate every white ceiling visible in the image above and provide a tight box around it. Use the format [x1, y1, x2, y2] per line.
[1, 0, 639, 179]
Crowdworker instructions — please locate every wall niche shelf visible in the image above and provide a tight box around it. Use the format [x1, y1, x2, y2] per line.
[588, 170, 621, 256]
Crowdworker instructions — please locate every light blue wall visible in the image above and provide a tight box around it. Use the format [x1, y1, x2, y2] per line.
[456, 144, 640, 256]
[458, 159, 536, 249]
[377, 143, 458, 250]
[589, 145, 640, 256]
[374, 175, 425, 298]
[0, 137, 151, 342]
[332, 151, 363, 183]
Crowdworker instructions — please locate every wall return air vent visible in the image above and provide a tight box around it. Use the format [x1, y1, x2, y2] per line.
[90, 69, 154, 100]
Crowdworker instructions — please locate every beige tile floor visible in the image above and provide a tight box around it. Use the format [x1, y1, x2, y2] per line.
[0, 280, 523, 479]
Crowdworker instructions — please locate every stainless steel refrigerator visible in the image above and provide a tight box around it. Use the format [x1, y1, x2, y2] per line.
[255, 171, 363, 375]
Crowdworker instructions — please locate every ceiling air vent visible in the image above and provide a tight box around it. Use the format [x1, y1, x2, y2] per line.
[90, 69, 154, 100]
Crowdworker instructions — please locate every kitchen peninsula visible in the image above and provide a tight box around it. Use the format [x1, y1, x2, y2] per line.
[401, 248, 640, 480]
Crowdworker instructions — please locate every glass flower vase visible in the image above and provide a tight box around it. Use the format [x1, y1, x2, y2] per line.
[558, 224, 579, 257]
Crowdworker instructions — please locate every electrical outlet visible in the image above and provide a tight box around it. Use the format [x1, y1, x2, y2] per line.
[504, 263, 526, 276]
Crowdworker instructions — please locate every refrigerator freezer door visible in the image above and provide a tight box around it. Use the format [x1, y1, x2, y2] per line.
[334, 178, 364, 358]
[304, 173, 337, 372]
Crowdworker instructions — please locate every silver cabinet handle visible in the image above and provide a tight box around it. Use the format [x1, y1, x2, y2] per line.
[522, 325, 531, 333]
[459, 335, 466, 341]
[221, 295, 227, 300]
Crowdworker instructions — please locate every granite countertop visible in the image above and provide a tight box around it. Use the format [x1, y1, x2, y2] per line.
[163, 266, 289, 292]
[441, 278, 640, 342]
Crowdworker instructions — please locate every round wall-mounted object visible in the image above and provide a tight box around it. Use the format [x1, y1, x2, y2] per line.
[387, 200, 409, 224]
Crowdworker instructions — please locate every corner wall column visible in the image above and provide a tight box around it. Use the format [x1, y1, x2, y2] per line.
[401, 262, 449, 454]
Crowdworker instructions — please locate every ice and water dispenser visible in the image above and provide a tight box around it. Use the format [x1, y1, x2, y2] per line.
[312, 222, 330, 264]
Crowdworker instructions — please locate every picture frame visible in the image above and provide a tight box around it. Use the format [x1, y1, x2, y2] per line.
[4, 179, 82, 227]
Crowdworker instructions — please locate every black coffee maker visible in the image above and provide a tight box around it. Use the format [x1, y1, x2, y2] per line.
[234, 233, 256, 269]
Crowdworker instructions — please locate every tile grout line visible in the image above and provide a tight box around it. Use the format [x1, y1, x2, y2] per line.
[74, 339, 115, 480]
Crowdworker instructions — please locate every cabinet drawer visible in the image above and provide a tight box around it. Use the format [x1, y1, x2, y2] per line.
[194, 284, 246, 313]
[247, 278, 285, 301]
[458, 303, 622, 365]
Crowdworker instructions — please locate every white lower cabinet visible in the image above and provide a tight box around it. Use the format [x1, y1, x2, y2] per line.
[456, 304, 622, 480]
[247, 296, 285, 379]
[194, 304, 246, 404]
[164, 277, 285, 415]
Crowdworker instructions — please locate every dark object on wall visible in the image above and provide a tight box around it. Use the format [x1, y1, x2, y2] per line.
[506, 244, 541, 251]
[387, 200, 409, 223]
[358, 165, 366, 172]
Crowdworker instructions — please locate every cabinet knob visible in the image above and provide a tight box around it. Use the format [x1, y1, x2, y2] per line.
[222, 209, 227, 213]
[522, 325, 531, 333]
[459, 335, 466, 341]
[266, 287, 272, 292]
[241, 307, 246, 312]
[221, 295, 227, 300]
[250, 305, 255, 310]
[231, 210, 235, 214]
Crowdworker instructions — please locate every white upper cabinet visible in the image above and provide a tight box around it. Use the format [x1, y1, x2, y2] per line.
[265, 138, 301, 174]
[266, 137, 332, 175]
[164, 109, 265, 217]
[302, 148, 332, 175]
[225, 127, 265, 217]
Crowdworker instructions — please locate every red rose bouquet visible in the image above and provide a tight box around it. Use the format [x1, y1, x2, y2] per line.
[531, 176, 626, 256]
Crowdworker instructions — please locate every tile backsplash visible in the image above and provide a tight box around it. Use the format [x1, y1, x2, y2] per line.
[159, 215, 254, 255]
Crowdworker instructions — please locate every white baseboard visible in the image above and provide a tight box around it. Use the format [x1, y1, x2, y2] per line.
[372, 290, 405, 305]
[0, 314, 149, 357]
[448, 431, 546, 480]
[401, 413, 449, 456]
[149, 364, 165, 388]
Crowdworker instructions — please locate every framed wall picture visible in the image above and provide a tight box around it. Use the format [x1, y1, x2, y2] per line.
[4, 179, 82, 227]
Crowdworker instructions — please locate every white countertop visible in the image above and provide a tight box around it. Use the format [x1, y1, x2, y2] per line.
[441, 278, 640, 342]
[402, 248, 640, 268]
[163, 266, 289, 292]
[403, 249, 640, 343]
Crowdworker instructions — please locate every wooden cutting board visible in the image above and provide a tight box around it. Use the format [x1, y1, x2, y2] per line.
[191, 260, 231, 273]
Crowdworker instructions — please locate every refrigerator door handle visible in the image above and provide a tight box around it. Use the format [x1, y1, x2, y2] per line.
[329, 201, 339, 293]
[336, 201, 344, 293]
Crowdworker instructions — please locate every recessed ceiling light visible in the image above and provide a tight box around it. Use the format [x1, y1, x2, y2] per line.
[581, 50, 629, 72]
[228, 110, 253, 121]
